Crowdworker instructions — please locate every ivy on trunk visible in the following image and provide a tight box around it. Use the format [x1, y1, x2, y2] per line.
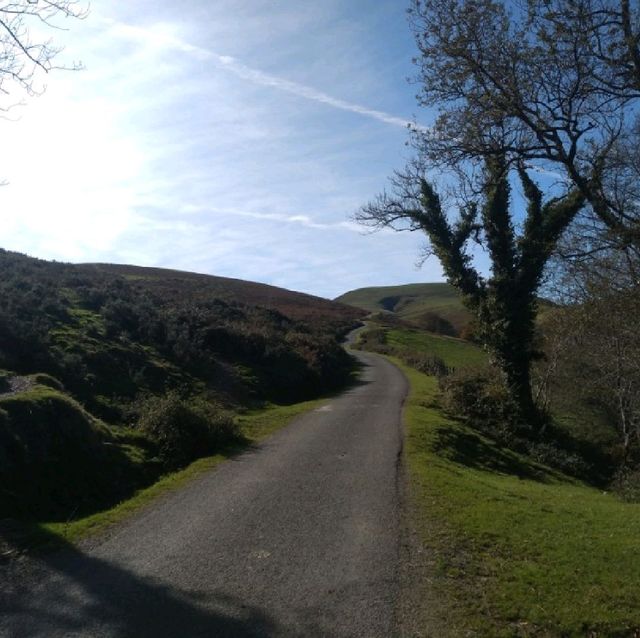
[359, 157, 585, 426]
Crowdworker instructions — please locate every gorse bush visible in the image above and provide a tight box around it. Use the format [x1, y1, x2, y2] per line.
[137, 393, 240, 470]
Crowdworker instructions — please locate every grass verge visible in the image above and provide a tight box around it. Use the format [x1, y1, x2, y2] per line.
[399, 359, 640, 637]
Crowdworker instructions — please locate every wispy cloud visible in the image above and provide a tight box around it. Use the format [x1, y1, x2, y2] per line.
[103, 17, 415, 130]
[180, 204, 363, 232]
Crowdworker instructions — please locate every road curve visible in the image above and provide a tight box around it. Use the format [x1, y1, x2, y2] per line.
[0, 350, 407, 637]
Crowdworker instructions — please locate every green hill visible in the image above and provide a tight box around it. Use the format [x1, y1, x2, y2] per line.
[0, 249, 363, 521]
[336, 282, 470, 334]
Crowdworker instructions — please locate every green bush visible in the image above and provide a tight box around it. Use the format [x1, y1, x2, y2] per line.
[439, 366, 522, 437]
[29, 373, 64, 391]
[137, 393, 240, 470]
[0, 388, 116, 519]
[401, 352, 449, 377]
[439, 367, 605, 481]
[613, 466, 640, 502]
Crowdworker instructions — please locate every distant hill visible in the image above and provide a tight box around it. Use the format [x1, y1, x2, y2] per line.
[336, 282, 470, 334]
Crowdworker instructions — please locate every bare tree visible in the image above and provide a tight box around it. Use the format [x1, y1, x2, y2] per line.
[0, 1, 87, 113]
[538, 246, 640, 463]
[408, 0, 640, 248]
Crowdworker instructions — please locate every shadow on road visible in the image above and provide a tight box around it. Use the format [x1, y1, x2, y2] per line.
[0, 526, 279, 638]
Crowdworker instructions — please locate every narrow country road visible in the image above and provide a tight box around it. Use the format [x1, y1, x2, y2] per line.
[0, 350, 408, 637]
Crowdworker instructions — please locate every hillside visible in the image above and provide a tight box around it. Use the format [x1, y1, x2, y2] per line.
[0, 249, 363, 521]
[336, 283, 470, 334]
[87, 263, 360, 325]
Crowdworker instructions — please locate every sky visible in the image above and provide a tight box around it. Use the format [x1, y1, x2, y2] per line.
[0, 0, 444, 299]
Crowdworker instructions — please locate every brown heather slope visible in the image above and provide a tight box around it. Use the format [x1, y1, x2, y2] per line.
[85, 263, 364, 325]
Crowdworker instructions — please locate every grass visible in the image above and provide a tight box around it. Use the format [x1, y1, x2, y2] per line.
[30, 396, 328, 549]
[400, 360, 640, 636]
[236, 397, 327, 442]
[336, 282, 460, 312]
[385, 327, 487, 369]
[336, 282, 470, 331]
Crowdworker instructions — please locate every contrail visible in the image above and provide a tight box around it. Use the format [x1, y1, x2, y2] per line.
[105, 18, 417, 130]
[214, 54, 413, 129]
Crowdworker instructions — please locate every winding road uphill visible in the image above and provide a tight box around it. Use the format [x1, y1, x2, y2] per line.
[0, 350, 408, 637]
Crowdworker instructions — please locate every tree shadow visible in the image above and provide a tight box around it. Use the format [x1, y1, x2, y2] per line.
[432, 425, 552, 482]
[0, 525, 280, 638]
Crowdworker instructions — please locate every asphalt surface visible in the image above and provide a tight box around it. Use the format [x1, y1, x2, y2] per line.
[0, 349, 408, 637]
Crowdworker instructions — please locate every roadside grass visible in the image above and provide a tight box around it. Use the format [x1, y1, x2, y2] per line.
[236, 397, 327, 442]
[400, 360, 640, 636]
[15, 397, 327, 552]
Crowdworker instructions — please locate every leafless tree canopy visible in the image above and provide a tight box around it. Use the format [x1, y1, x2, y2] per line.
[408, 0, 640, 246]
[0, 1, 87, 112]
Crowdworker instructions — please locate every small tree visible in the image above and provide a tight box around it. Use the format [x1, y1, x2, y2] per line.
[358, 156, 584, 424]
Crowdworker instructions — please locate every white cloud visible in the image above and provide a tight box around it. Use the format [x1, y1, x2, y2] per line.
[0, 2, 439, 298]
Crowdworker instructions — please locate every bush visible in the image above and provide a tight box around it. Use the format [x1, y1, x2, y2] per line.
[137, 393, 240, 470]
[612, 465, 640, 502]
[525, 440, 589, 478]
[439, 366, 522, 436]
[401, 352, 449, 377]
[29, 373, 64, 391]
[0, 388, 115, 519]
[354, 327, 391, 354]
[439, 367, 605, 481]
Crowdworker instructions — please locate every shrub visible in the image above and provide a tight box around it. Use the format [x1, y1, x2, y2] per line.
[137, 393, 239, 470]
[439, 366, 526, 440]
[29, 373, 64, 391]
[439, 366, 605, 481]
[525, 440, 589, 478]
[612, 465, 640, 502]
[401, 352, 449, 377]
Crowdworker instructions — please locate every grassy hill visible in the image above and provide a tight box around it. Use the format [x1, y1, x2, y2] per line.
[0, 249, 363, 522]
[400, 363, 640, 636]
[336, 282, 470, 334]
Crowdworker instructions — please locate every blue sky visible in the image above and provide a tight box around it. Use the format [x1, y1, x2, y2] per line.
[0, 0, 444, 299]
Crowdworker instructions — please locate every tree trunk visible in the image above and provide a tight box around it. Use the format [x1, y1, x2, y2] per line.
[502, 355, 537, 424]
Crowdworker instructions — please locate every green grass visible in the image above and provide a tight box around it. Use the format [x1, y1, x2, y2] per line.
[336, 282, 459, 312]
[385, 327, 487, 369]
[336, 282, 470, 330]
[400, 361, 640, 636]
[236, 397, 327, 442]
[39, 454, 228, 546]
[33, 396, 328, 548]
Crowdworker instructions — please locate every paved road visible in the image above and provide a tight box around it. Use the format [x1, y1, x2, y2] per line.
[0, 350, 407, 637]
